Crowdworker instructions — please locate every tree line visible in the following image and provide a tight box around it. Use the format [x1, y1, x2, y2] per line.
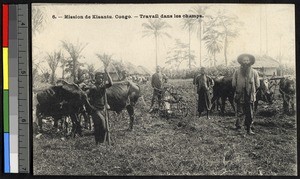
[142, 6, 243, 70]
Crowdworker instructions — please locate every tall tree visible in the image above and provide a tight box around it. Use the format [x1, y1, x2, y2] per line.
[181, 18, 196, 69]
[32, 6, 47, 75]
[212, 10, 242, 66]
[189, 6, 209, 67]
[61, 40, 88, 82]
[142, 19, 171, 67]
[32, 6, 46, 36]
[95, 53, 113, 70]
[46, 50, 62, 84]
[203, 28, 223, 67]
[165, 39, 196, 70]
[60, 55, 67, 79]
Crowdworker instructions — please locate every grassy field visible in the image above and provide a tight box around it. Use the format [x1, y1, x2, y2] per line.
[33, 79, 297, 176]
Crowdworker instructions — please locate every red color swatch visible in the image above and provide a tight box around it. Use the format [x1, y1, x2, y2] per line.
[2, 4, 9, 47]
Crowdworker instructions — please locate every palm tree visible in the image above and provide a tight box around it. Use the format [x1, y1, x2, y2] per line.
[32, 6, 46, 36]
[46, 50, 62, 84]
[203, 29, 223, 67]
[182, 18, 196, 69]
[61, 40, 87, 82]
[213, 10, 243, 66]
[189, 6, 209, 67]
[95, 53, 113, 70]
[165, 39, 196, 70]
[142, 19, 171, 67]
[60, 55, 67, 79]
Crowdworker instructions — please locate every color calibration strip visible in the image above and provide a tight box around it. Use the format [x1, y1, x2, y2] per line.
[9, 5, 19, 173]
[3, 4, 10, 173]
[17, 4, 30, 173]
[2, 4, 30, 173]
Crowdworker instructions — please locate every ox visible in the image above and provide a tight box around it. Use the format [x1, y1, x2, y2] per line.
[211, 76, 235, 114]
[212, 76, 274, 114]
[279, 76, 296, 115]
[35, 80, 93, 136]
[77, 80, 144, 131]
[36, 80, 143, 144]
[104, 80, 143, 130]
[254, 78, 274, 111]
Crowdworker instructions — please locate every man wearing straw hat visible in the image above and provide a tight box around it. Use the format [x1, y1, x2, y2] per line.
[232, 54, 260, 135]
[88, 69, 113, 144]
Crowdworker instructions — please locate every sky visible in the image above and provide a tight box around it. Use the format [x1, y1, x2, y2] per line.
[32, 3, 295, 74]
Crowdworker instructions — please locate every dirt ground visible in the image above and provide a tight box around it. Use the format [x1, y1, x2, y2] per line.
[33, 79, 297, 176]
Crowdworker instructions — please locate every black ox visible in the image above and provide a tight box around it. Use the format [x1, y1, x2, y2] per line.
[35, 80, 143, 144]
[35, 81, 92, 136]
[212, 76, 274, 114]
[98, 80, 143, 130]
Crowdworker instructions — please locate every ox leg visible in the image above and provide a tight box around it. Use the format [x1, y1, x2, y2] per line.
[126, 105, 134, 131]
[53, 117, 61, 133]
[211, 101, 216, 112]
[59, 118, 64, 130]
[70, 115, 76, 137]
[210, 96, 217, 112]
[36, 107, 43, 133]
[74, 114, 82, 137]
[69, 114, 82, 137]
[283, 96, 289, 114]
[221, 96, 226, 114]
[229, 97, 235, 113]
[63, 117, 69, 136]
[83, 112, 91, 130]
[217, 98, 222, 111]
[290, 97, 295, 115]
[53, 117, 58, 129]
[37, 116, 43, 133]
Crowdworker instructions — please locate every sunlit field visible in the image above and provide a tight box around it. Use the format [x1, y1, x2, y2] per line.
[33, 79, 297, 176]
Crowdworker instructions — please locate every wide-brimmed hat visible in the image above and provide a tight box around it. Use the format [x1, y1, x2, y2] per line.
[237, 54, 255, 65]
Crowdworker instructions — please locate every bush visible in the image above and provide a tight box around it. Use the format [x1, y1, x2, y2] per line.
[164, 65, 236, 79]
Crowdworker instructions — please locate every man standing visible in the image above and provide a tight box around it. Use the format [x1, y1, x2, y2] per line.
[87, 69, 113, 144]
[232, 54, 260, 135]
[194, 67, 214, 118]
[149, 66, 168, 113]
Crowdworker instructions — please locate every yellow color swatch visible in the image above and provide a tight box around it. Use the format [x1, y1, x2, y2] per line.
[3, 48, 9, 90]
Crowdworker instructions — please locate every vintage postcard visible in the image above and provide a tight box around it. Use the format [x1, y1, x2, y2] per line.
[32, 3, 296, 175]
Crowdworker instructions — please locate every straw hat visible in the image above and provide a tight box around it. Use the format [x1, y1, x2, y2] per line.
[237, 54, 255, 65]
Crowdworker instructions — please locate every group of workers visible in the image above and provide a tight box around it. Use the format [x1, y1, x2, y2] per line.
[149, 54, 260, 135]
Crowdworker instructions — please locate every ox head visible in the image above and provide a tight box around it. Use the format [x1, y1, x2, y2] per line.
[260, 78, 274, 104]
[56, 79, 95, 112]
[285, 76, 296, 95]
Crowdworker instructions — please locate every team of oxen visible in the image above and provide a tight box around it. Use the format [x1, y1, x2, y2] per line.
[34, 79, 143, 136]
[34, 74, 295, 143]
[211, 75, 296, 115]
